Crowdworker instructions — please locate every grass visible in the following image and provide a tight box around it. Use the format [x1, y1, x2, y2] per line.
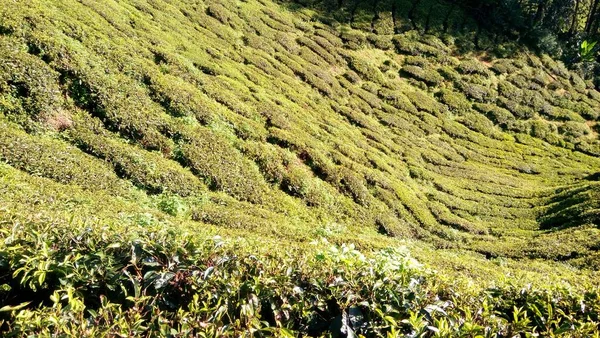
[1, 0, 600, 336]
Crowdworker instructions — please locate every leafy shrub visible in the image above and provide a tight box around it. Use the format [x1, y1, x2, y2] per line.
[0, 37, 64, 122]
[176, 127, 269, 202]
[498, 81, 523, 101]
[533, 29, 563, 57]
[69, 118, 205, 197]
[521, 90, 547, 111]
[343, 70, 362, 83]
[528, 119, 558, 140]
[379, 59, 398, 73]
[541, 105, 586, 122]
[405, 91, 446, 116]
[572, 102, 599, 120]
[401, 65, 444, 86]
[392, 36, 438, 56]
[1, 122, 124, 192]
[372, 11, 395, 35]
[3, 211, 598, 338]
[458, 81, 496, 103]
[314, 28, 343, 48]
[144, 72, 217, 124]
[346, 56, 385, 84]
[497, 97, 535, 119]
[571, 73, 588, 93]
[297, 36, 337, 65]
[437, 66, 461, 83]
[340, 30, 367, 50]
[157, 193, 187, 216]
[541, 54, 570, 79]
[420, 35, 450, 52]
[507, 74, 532, 90]
[458, 112, 496, 136]
[559, 121, 591, 139]
[533, 73, 551, 86]
[366, 33, 393, 50]
[588, 89, 600, 103]
[438, 89, 471, 115]
[490, 59, 518, 74]
[206, 4, 232, 25]
[377, 88, 418, 114]
[576, 139, 600, 156]
[457, 58, 489, 76]
[474, 103, 516, 128]
[404, 55, 429, 67]
[275, 32, 299, 52]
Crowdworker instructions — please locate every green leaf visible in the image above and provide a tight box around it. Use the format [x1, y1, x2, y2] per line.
[0, 302, 31, 312]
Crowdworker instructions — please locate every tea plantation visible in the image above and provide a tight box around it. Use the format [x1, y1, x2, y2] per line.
[1, 0, 600, 336]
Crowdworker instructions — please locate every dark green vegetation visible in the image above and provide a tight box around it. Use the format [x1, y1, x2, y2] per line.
[1, 0, 600, 336]
[302, 0, 600, 86]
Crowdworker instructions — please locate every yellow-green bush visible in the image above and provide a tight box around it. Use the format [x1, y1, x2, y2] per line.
[401, 65, 444, 86]
[438, 89, 472, 115]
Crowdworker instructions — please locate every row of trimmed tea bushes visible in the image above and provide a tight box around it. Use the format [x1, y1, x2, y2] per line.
[1, 210, 599, 337]
[4, 0, 600, 266]
[538, 182, 600, 230]
[65, 111, 206, 197]
[0, 120, 131, 195]
[391, 38, 600, 149]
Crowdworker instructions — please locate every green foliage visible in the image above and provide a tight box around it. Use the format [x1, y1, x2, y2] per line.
[176, 127, 269, 203]
[559, 121, 591, 140]
[579, 40, 597, 62]
[0, 210, 599, 336]
[392, 36, 439, 56]
[458, 81, 496, 103]
[457, 58, 490, 76]
[346, 55, 385, 84]
[457, 112, 497, 137]
[490, 59, 519, 74]
[69, 115, 206, 196]
[401, 65, 444, 86]
[1, 0, 600, 335]
[438, 89, 472, 115]
[498, 97, 536, 119]
[0, 121, 131, 195]
[473, 103, 515, 127]
[340, 30, 367, 50]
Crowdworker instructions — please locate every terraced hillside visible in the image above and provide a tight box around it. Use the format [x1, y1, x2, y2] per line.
[1, 0, 600, 336]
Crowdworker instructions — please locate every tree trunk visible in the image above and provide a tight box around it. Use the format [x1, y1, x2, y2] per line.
[532, 0, 546, 29]
[391, 1, 399, 34]
[408, 0, 422, 30]
[443, 3, 455, 33]
[586, 0, 600, 33]
[570, 0, 580, 36]
[424, 4, 433, 33]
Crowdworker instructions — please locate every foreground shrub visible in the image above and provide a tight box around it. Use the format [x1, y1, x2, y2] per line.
[0, 217, 599, 337]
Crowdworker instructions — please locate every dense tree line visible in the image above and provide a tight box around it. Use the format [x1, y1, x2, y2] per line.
[289, 0, 600, 78]
[447, 0, 600, 80]
[457, 0, 600, 47]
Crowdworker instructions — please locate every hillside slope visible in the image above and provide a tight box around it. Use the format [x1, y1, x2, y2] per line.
[1, 0, 600, 335]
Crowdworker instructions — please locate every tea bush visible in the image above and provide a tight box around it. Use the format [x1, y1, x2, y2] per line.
[1, 0, 600, 335]
[401, 65, 444, 86]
